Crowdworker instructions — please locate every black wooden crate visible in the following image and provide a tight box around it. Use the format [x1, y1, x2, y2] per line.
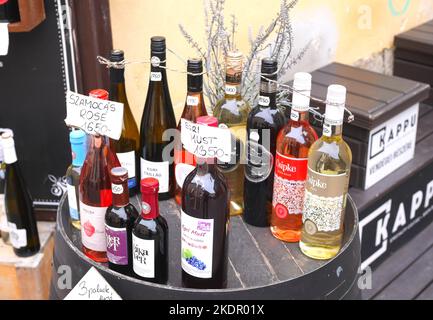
[394, 20, 433, 104]
[308, 62, 429, 190]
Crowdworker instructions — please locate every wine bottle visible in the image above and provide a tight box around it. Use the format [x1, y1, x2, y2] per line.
[181, 116, 230, 289]
[243, 59, 285, 227]
[174, 58, 208, 205]
[105, 167, 139, 276]
[140, 36, 176, 200]
[0, 130, 10, 244]
[109, 49, 140, 196]
[79, 89, 121, 263]
[2, 132, 40, 257]
[66, 129, 87, 230]
[299, 85, 352, 260]
[132, 178, 168, 284]
[213, 50, 251, 216]
[271, 72, 318, 242]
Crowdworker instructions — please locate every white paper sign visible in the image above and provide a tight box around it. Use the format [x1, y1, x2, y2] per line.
[64, 91, 124, 140]
[180, 119, 232, 163]
[64, 267, 122, 300]
[365, 103, 419, 189]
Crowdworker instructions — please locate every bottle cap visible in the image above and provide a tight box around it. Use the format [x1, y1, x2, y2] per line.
[1, 131, 17, 164]
[187, 58, 203, 74]
[141, 177, 159, 194]
[196, 116, 218, 128]
[325, 84, 346, 124]
[261, 58, 278, 78]
[292, 72, 312, 112]
[110, 167, 128, 184]
[69, 129, 86, 144]
[110, 49, 124, 62]
[89, 89, 109, 100]
[151, 36, 166, 53]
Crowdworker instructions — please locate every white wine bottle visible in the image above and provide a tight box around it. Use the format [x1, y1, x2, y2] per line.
[2, 132, 40, 257]
[299, 84, 352, 260]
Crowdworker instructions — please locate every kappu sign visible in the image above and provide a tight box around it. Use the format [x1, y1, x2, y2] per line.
[64, 91, 124, 140]
[181, 119, 231, 163]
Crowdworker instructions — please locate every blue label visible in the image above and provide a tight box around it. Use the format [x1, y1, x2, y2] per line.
[69, 207, 79, 220]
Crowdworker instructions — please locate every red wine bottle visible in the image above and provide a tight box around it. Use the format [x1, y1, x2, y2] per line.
[105, 167, 139, 276]
[181, 116, 230, 289]
[79, 89, 121, 263]
[132, 178, 168, 284]
[139, 37, 176, 200]
[2, 131, 40, 257]
[243, 59, 285, 227]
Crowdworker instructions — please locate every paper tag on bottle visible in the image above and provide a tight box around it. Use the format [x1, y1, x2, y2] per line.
[67, 184, 79, 220]
[64, 267, 122, 300]
[111, 183, 124, 195]
[180, 119, 231, 163]
[323, 123, 332, 137]
[80, 202, 108, 252]
[225, 85, 237, 95]
[290, 110, 300, 122]
[140, 158, 169, 193]
[8, 222, 27, 249]
[150, 72, 162, 82]
[0, 23, 9, 56]
[64, 91, 124, 140]
[132, 235, 155, 278]
[258, 96, 270, 107]
[186, 96, 199, 106]
[181, 210, 214, 279]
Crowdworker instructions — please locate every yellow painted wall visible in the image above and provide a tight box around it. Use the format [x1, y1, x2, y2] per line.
[109, 0, 433, 123]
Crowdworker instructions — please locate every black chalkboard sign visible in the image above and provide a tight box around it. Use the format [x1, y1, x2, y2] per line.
[0, 0, 75, 219]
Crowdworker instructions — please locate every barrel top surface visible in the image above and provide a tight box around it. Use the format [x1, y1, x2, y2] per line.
[56, 194, 359, 294]
[311, 62, 430, 129]
[395, 20, 433, 56]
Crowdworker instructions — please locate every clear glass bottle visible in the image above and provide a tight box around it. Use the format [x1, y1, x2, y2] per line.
[66, 129, 87, 230]
[299, 84, 352, 260]
[214, 51, 250, 216]
[181, 116, 230, 289]
[271, 73, 318, 242]
[174, 59, 208, 205]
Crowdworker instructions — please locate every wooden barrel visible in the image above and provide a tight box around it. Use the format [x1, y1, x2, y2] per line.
[50, 194, 361, 300]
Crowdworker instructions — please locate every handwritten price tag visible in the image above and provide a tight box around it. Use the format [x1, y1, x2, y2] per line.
[64, 90, 124, 140]
[181, 119, 232, 163]
[64, 267, 122, 300]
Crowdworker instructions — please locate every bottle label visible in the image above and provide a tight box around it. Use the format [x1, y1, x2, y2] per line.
[132, 234, 155, 278]
[67, 184, 79, 220]
[80, 202, 108, 252]
[225, 85, 237, 95]
[272, 153, 308, 217]
[150, 72, 162, 82]
[105, 225, 128, 265]
[116, 151, 137, 189]
[258, 96, 270, 107]
[0, 194, 8, 233]
[111, 183, 124, 195]
[181, 210, 214, 279]
[8, 222, 27, 249]
[140, 158, 169, 193]
[186, 96, 199, 106]
[323, 122, 332, 137]
[175, 163, 195, 188]
[302, 167, 349, 233]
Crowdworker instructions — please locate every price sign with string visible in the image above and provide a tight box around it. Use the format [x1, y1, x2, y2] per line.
[64, 91, 124, 140]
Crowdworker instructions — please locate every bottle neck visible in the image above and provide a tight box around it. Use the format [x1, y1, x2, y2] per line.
[3, 145, 17, 165]
[258, 80, 277, 108]
[187, 74, 203, 93]
[290, 109, 309, 122]
[110, 67, 125, 84]
[112, 180, 129, 207]
[71, 141, 86, 167]
[224, 72, 242, 99]
[150, 51, 167, 77]
[141, 192, 159, 220]
[322, 118, 343, 138]
[196, 157, 217, 174]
